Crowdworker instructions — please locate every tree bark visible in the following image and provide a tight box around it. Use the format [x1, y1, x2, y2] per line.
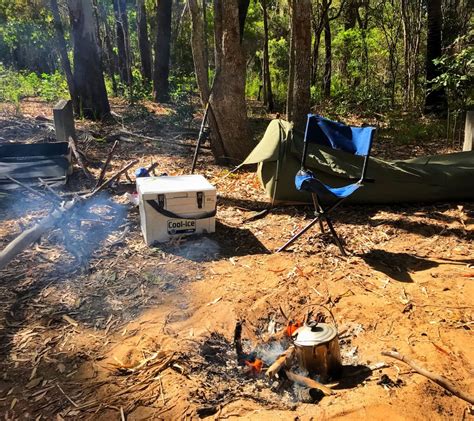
[98, 2, 119, 95]
[290, 0, 312, 130]
[137, 0, 152, 83]
[188, 0, 226, 159]
[322, 0, 332, 99]
[67, 0, 110, 120]
[51, 0, 78, 114]
[153, 0, 172, 103]
[210, 0, 252, 162]
[341, 0, 358, 86]
[113, 0, 132, 89]
[188, 0, 210, 102]
[424, 0, 447, 114]
[286, 0, 295, 121]
[261, 0, 274, 112]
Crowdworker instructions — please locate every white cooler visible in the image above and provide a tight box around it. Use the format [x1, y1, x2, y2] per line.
[137, 175, 216, 245]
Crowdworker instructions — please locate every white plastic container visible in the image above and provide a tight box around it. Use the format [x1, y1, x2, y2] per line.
[137, 175, 216, 245]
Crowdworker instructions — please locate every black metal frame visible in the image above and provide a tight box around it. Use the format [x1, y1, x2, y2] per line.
[277, 116, 374, 255]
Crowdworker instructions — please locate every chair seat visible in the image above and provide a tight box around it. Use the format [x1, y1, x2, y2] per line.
[295, 170, 362, 199]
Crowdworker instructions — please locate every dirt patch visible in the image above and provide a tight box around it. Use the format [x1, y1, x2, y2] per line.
[0, 100, 473, 419]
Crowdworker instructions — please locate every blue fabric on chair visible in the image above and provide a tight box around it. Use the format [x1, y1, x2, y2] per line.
[295, 170, 362, 199]
[306, 114, 374, 156]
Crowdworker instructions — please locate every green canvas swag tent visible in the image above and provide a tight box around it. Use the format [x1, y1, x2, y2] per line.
[240, 119, 474, 204]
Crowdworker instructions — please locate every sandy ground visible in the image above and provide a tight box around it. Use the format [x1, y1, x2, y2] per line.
[0, 99, 473, 420]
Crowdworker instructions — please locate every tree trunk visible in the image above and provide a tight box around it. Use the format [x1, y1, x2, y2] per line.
[153, 0, 172, 103]
[188, 0, 210, 102]
[286, 0, 295, 121]
[188, 0, 225, 159]
[261, 0, 274, 112]
[113, 0, 132, 89]
[424, 0, 447, 114]
[51, 0, 78, 114]
[341, 0, 358, 86]
[210, 0, 252, 162]
[67, 0, 110, 120]
[137, 0, 152, 83]
[310, 26, 321, 87]
[291, 0, 312, 129]
[322, 0, 331, 100]
[98, 3, 118, 95]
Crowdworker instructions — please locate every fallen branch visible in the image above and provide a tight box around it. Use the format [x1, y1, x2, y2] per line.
[0, 198, 78, 271]
[117, 130, 211, 150]
[0, 160, 138, 271]
[266, 346, 295, 378]
[38, 177, 63, 201]
[5, 175, 57, 204]
[95, 140, 119, 189]
[285, 370, 334, 396]
[88, 159, 138, 197]
[69, 136, 93, 180]
[381, 350, 474, 405]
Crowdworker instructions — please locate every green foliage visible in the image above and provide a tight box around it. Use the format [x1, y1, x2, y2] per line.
[167, 75, 198, 127]
[0, 64, 68, 103]
[430, 32, 474, 112]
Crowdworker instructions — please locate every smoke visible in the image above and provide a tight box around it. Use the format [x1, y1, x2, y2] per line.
[255, 341, 287, 366]
[165, 237, 221, 262]
[0, 190, 129, 271]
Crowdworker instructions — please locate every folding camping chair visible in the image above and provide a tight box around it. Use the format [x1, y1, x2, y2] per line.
[277, 114, 375, 255]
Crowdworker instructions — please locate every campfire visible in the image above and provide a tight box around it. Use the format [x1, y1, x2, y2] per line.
[234, 305, 343, 402]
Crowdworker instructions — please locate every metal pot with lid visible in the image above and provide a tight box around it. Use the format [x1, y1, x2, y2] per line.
[292, 319, 342, 381]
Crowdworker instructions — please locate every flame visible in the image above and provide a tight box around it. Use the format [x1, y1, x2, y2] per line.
[245, 358, 263, 375]
[285, 320, 303, 337]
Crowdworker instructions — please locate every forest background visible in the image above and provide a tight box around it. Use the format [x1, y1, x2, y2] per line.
[0, 0, 472, 162]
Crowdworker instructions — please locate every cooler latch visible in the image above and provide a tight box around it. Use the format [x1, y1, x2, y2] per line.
[197, 192, 203, 209]
[157, 194, 165, 209]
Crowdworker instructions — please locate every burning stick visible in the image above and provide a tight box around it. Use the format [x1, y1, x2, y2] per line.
[234, 320, 244, 363]
[245, 359, 263, 375]
[266, 346, 295, 378]
[285, 370, 334, 396]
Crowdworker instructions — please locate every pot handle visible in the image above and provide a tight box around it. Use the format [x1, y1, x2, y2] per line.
[298, 303, 339, 333]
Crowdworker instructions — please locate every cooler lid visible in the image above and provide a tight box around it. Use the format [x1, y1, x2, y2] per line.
[137, 175, 216, 197]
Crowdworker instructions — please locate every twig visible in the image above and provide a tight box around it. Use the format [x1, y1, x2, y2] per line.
[120, 406, 126, 421]
[159, 376, 166, 405]
[38, 178, 63, 201]
[56, 383, 78, 408]
[266, 346, 295, 378]
[381, 350, 474, 405]
[69, 136, 93, 180]
[285, 370, 334, 396]
[87, 159, 138, 198]
[95, 140, 119, 189]
[5, 175, 56, 203]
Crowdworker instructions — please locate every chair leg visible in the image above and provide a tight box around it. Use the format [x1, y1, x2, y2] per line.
[325, 217, 347, 256]
[312, 194, 325, 233]
[276, 215, 323, 252]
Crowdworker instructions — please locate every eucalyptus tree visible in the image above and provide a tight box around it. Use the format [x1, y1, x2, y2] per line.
[67, 0, 110, 120]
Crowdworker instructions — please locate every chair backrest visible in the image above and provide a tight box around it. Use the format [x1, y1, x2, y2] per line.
[304, 114, 375, 157]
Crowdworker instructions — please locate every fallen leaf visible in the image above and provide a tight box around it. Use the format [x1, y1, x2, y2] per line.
[26, 377, 43, 390]
[206, 297, 222, 306]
